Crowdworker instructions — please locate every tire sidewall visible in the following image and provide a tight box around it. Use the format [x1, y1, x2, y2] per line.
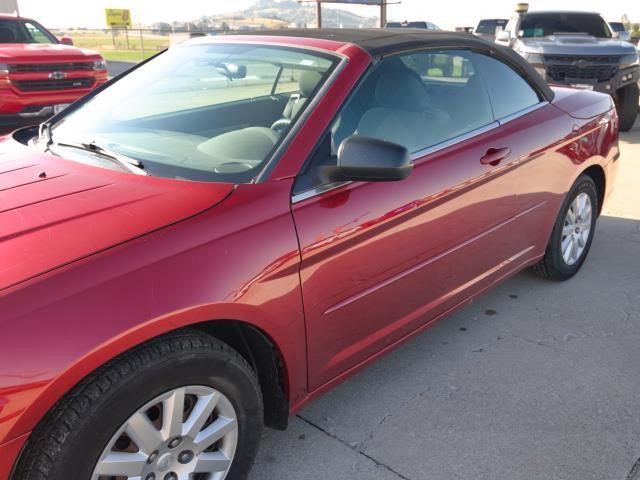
[618, 83, 639, 132]
[548, 176, 598, 278]
[42, 344, 263, 480]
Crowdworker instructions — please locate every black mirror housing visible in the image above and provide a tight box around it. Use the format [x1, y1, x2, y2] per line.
[322, 135, 412, 183]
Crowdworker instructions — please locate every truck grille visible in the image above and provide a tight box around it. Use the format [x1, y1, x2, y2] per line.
[544, 55, 620, 83]
[8, 62, 94, 73]
[12, 78, 95, 92]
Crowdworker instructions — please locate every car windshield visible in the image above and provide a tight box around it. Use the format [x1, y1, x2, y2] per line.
[521, 13, 612, 38]
[47, 42, 339, 183]
[476, 19, 508, 34]
[0, 19, 57, 44]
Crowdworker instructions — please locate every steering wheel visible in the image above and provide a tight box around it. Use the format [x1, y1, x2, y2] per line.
[270, 118, 292, 135]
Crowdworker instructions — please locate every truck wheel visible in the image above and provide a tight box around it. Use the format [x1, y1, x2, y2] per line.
[13, 330, 263, 480]
[617, 83, 639, 132]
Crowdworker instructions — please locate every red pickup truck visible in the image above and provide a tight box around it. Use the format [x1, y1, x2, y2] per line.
[0, 14, 108, 129]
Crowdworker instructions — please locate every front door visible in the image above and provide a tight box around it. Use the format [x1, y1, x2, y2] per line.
[292, 49, 543, 390]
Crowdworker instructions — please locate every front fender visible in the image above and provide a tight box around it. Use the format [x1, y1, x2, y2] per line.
[0, 181, 305, 445]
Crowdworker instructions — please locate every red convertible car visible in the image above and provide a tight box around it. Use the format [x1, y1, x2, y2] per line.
[0, 29, 619, 480]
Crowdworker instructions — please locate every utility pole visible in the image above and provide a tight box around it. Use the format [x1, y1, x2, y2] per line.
[316, 1, 322, 28]
[380, 2, 386, 28]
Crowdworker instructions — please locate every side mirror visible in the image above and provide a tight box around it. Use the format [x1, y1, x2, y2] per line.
[496, 30, 511, 43]
[322, 135, 412, 183]
[611, 31, 620, 39]
[59, 36, 73, 46]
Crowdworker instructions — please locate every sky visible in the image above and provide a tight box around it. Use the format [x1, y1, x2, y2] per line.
[13, 0, 640, 30]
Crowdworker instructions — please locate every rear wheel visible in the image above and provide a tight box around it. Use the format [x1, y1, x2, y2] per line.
[533, 175, 598, 281]
[617, 82, 639, 132]
[13, 330, 263, 480]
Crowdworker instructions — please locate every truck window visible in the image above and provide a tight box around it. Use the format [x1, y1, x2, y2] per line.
[520, 13, 612, 38]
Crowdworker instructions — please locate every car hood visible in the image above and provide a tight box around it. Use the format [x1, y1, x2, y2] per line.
[0, 43, 101, 62]
[0, 141, 234, 291]
[517, 35, 637, 56]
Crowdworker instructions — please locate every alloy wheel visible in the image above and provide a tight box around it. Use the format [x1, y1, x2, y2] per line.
[92, 385, 238, 480]
[560, 192, 592, 266]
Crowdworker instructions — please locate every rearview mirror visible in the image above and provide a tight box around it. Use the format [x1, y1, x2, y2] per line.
[322, 135, 412, 183]
[496, 30, 511, 42]
[227, 63, 247, 79]
[59, 36, 73, 46]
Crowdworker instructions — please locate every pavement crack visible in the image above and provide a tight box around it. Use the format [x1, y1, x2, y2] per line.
[296, 414, 414, 480]
[358, 412, 393, 453]
[626, 455, 640, 479]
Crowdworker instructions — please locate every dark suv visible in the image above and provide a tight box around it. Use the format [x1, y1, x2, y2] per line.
[496, 9, 639, 131]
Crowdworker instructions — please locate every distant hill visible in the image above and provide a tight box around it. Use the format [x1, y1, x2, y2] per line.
[200, 0, 378, 29]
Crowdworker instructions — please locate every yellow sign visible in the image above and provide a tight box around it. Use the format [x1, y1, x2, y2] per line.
[105, 8, 132, 28]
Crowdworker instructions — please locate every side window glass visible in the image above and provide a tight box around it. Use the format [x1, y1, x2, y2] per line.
[334, 50, 494, 153]
[24, 22, 50, 44]
[275, 68, 301, 94]
[473, 53, 541, 120]
[295, 49, 495, 195]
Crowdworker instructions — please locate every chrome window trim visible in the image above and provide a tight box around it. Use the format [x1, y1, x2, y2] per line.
[254, 53, 349, 183]
[410, 121, 500, 160]
[292, 181, 352, 204]
[497, 101, 549, 126]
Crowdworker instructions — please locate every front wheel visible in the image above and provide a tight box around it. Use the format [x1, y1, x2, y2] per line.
[533, 175, 598, 281]
[617, 82, 639, 132]
[13, 330, 263, 480]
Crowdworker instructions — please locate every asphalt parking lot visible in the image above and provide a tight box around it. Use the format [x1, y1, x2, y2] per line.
[250, 116, 640, 480]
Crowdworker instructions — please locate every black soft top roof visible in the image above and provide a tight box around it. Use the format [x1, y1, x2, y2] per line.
[234, 28, 554, 101]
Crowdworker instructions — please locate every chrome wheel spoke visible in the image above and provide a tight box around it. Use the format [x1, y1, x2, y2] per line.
[577, 232, 586, 248]
[183, 391, 221, 438]
[193, 451, 232, 472]
[94, 451, 147, 476]
[194, 416, 237, 451]
[562, 236, 573, 258]
[161, 387, 186, 440]
[126, 412, 163, 455]
[571, 238, 580, 262]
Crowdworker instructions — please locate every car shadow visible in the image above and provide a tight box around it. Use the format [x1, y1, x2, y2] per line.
[250, 215, 640, 480]
[620, 114, 639, 144]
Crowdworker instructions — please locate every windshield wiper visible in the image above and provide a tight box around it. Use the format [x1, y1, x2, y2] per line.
[51, 140, 148, 175]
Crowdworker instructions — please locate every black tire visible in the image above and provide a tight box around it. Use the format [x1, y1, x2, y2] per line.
[533, 175, 598, 281]
[617, 82, 639, 132]
[13, 330, 263, 480]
